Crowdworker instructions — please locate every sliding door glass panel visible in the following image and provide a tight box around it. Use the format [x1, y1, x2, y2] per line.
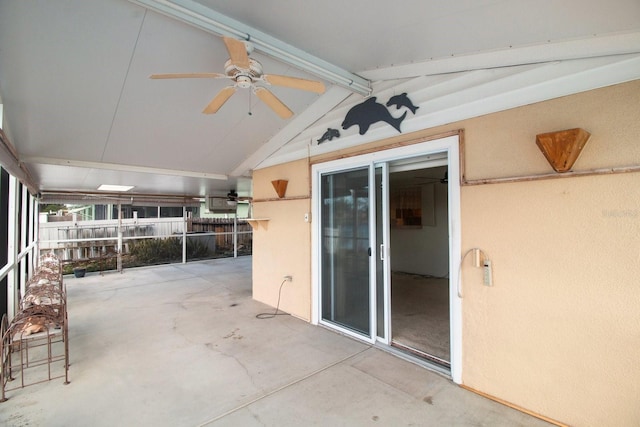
[321, 168, 370, 336]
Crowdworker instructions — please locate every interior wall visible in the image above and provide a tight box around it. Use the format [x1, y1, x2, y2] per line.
[390, 168, 449, 276]
[251, 79, 640, 426]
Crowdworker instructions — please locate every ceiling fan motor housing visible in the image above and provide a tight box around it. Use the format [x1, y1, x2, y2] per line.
[224, 58, 264, 88]
[236, 75, 252, 88]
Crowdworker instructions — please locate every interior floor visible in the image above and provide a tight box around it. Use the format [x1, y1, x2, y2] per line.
[391, 271, 450, 363]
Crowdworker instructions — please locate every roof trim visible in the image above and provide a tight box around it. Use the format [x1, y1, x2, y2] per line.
[360, 31, 640, 81]
[258, 54, 640, 170]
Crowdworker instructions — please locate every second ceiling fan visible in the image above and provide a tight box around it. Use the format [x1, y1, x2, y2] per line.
[150, 37, 325, 119]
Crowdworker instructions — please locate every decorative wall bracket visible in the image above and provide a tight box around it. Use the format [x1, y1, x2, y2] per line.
[535, 128, 591, 173]
[271, 180, 288, 198]
[246, 218, 269, 230]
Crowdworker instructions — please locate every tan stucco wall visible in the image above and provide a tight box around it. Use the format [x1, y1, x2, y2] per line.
[252, 158, 312, 321]
[252, 80, 640, 426]
[458, 80, 640, 427]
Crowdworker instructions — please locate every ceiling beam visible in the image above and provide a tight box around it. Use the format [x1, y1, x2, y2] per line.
[0, 129, 38, 194]
[22, 157, 228, 181]
[127, 0, 371, 96]
[39, 191, 202, 206]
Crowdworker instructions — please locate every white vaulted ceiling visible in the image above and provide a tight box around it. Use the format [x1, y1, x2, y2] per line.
[0, 0, 639, 200]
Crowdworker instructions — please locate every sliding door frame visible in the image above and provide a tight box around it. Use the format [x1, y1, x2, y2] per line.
[311, 134, 462, 383]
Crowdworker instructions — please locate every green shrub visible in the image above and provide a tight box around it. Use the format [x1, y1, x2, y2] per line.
[186, 238, 209, 259]
[127, 237, 210, 264]
[128, 238, 182, 264]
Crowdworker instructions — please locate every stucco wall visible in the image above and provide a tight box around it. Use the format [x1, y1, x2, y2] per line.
[251, 80, 640, 426]
[252, 158, 312, 321]
[458, 80, 640, 427]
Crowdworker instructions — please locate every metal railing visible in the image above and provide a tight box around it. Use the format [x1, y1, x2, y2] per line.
[38, 217, 252, 273]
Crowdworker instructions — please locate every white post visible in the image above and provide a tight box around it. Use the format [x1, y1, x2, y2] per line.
[182, 206, 187, 264]
[117, 202, 123, 273]
[7, 176, 19, 320]
[233, 215, 238, 258]
[29, 192, 37, 276]
[19, 184, 28, 298]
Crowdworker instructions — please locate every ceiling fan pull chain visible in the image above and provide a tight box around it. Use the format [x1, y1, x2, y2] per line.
[248, 89, 253, 116]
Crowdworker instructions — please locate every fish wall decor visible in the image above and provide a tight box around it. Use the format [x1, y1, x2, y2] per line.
[342, 97, 407, 135]
[317, 128, 340, 144]
[386, 92, 419, 114]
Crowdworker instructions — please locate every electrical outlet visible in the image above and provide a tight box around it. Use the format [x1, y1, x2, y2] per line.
[283, 275, 292, 282]
[483, 260, 493, 286]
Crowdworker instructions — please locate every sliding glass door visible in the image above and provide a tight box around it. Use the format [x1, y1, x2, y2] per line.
[320, 167, 371, 337]
[313, 134, 462, 382]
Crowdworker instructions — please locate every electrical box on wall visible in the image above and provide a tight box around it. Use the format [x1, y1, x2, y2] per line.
[483, 260, 493, 286]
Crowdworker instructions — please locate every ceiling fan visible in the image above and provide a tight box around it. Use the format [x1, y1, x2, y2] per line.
[150, 37, 325, 119]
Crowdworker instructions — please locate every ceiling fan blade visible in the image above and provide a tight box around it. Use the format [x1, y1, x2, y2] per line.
[254, 87, 293, 119]
[150, 73, 226, 79]
[223, 37, 250, 69]
[264, 74, 325, 94]
[202, 86, 236, 114]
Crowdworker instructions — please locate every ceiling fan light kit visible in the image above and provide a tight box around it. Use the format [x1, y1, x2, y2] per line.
[151, 36, 325, 118]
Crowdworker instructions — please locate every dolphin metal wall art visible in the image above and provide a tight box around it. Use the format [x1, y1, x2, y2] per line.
[342, 97, 407, 135]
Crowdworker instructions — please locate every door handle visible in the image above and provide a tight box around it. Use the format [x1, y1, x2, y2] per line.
[379, 244, 385, 261]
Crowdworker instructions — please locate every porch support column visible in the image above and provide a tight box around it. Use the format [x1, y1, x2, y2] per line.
[182, 206, 187, 264]
[117, 202, 123, 273]
[233, 215, 237, 258]
[7, 175, 19, 320]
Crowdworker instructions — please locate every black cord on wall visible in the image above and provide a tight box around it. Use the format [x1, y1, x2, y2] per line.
[256, 278, 290, 319]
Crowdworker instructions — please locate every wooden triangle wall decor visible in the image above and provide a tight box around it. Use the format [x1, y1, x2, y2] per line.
[271, 180, 288, 198]
[535, 128, 591, 173]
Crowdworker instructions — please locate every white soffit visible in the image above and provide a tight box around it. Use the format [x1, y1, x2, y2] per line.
[360, 31, 640, 81]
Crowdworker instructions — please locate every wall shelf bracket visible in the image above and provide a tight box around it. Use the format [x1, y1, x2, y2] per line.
[246, 218, 270, 230]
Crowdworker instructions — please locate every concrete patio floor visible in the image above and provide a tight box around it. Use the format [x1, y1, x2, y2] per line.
[0, 256, 552, 426]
